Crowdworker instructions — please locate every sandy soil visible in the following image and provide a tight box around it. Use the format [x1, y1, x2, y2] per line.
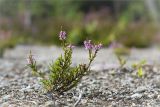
[0, 45, 160, 107]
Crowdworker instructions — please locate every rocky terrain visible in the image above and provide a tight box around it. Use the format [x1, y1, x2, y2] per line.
[0, 45, 160, 107]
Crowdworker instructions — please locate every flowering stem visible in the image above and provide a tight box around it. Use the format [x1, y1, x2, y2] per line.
[89, 49, 92, 60]
[87, 50, 98, 70]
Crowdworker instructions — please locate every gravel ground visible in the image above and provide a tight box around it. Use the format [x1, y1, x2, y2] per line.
[0, 45, 160, 107]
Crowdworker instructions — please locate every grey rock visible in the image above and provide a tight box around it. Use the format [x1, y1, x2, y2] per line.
[20, 85, 33, 92]
[44, 101, 55, 107]
[131, 93, 142, 99]
[2, 95, 11, 101]
[133, 86, 147, 93]
[33, 83, 42, 90]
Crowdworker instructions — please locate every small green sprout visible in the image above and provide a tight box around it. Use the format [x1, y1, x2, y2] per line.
[116, 55, 127, 69]
[27, 30, 102, 94]
[132, 60, 146, 77]
[137, 67, 143, 78]
[109, 42, 129, 70]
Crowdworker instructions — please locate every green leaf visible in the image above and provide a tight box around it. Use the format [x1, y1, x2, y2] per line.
[132, 59, 146, 69]
[132, 63, 138, 68]
[137, 67, 143, 77]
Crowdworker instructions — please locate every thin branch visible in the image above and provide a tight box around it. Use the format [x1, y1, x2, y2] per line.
[74, 89, 83, 107]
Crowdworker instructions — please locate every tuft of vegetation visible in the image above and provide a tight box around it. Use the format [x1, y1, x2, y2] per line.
[0, 0, 158, 48]
[116, 55, 127, 69]
[132, 60, 146, 77]
[27, 30, 102, 94]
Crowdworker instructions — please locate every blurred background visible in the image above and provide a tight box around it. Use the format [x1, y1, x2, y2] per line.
[0, 0, 160, 53]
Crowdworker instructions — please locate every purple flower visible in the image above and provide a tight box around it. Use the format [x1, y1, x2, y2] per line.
[84, 40, 93, 50]
[67, 44, 75, 49]
[94, 43, 103, 50]
[59, 31, 66, 40]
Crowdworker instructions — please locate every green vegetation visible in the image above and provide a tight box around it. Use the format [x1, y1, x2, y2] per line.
[27, 30, 102, 94]
[0, 0, 159, 49]
[132, 60, 146, 77]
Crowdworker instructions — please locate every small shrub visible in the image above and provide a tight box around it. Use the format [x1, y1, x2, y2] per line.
[27, 30, 102, 94]
[132, 60, 146, 77]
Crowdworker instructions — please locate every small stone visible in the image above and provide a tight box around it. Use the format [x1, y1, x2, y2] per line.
[148, 94, 155, 98]
[33, 83, 42, 90]
[133, 86, 147, 93]
[111, 102, 117, 107]
[108, 98, 113, 101]
[54, 100, 62, 107]
[20, 85, 32, 92]
[67, 99, 73, 103]
[81, 99, 87, 105]
[132, 103, 136, 106]
[153, 67, 158, 72]
[2, 95, 11, 101]
[131, 93, 142, 99]
[44, 101, 55, 107]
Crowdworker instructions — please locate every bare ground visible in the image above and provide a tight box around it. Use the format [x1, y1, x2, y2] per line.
[0, 45, 160, 107]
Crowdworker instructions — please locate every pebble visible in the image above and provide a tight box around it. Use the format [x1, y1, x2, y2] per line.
[131, 93, 142, 99]
[20, 85, 33, 92]
[1, 46, 160, 106]
[133, 86, 147, 93]
[148, 94, 155, 99]
[44, 101, 55, 107]
[2, 95, 11, 101]
[33, 83, 42, 90]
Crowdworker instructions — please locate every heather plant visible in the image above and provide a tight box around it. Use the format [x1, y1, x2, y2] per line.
[132, 60, 146, 77]
[27, 30, 102, 94]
